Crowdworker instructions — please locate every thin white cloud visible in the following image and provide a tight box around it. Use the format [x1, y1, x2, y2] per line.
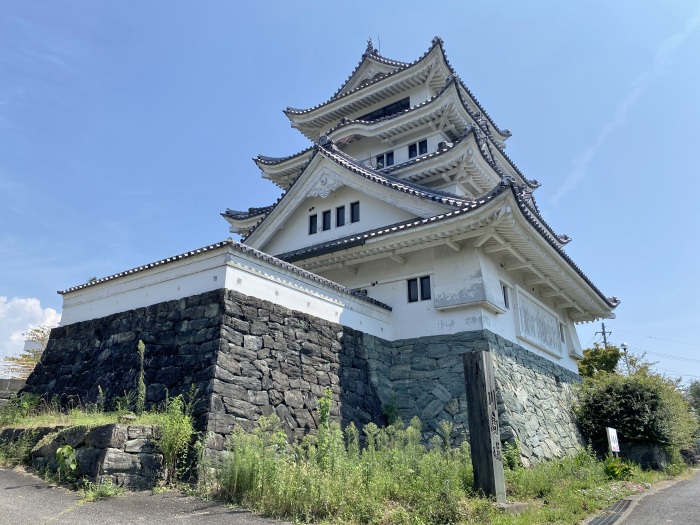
[0, 296, 61, 361]
[551, 6, 700, 205]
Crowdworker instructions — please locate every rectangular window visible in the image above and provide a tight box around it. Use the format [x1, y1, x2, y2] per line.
[322, 210, 331, 231]
[502, 284, 510, 309]
[336, 206, 345, 227]
[308, 214, 317, 235]
[559, 323, 566, 343]
[420, 276, 431, 300]
[375, 151, 394, 169]
[408, 276, 431, 302]
[408, 139, 428, 158]
[350, 201, 360, 223]
[407, 278, 419, 303]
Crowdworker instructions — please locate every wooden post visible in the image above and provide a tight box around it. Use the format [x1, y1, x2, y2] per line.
[463, 350, 506, 502]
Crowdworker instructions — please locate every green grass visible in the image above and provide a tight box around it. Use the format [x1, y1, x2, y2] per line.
[204, 413, 679, 525]
[79, 479, 123, 502]
[0, 393, 179, 431]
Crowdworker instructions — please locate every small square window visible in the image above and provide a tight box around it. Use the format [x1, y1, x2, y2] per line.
[322, 210, 331, 231]
[350, 201, 360, 223]
[309, 214, 317, 235]
[408, 276, 431, 302]
[408, 140, 428, 159]
[336, 206, 345, 227]
[375, 151, 394, 169]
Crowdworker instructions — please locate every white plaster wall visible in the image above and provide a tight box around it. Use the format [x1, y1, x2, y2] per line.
[338, 131, 447, 171]
[60, 245, 391, 338]
[262, 185, 416, 256]
[321, 244, 582, 373]
[60, 251, 230, 326]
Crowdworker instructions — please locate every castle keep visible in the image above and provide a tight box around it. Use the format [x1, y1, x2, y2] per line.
[24, 38, 618, 464]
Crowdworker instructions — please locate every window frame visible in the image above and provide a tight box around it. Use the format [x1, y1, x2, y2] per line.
[408, 139, 428, 159]
[407, 275, 431, 303]
[336, 205, 345, 227]
[322, 210, 331, 231]
[308, 214, 318, 235]
[350, 201, 360, 223]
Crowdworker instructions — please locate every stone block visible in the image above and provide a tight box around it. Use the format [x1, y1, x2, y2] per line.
[389, 365, 411, 381]
[86, 425, 126, 449]
[127, 426, 155, 440]
[75, 447, 101, 477]
[125, 439, 155, 453]
[100, 448, 140, 473]
[421, 398, 444, 420]
[432, 384, 452, 403]
[223, 398, 258, 419]
[284, 390, 304, 409]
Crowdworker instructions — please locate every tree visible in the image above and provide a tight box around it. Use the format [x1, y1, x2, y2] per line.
[575, 368, 697, 452]
[577, 343, 621, 378]
[0, 325, 54, 379]
[687, 380, 700, 418]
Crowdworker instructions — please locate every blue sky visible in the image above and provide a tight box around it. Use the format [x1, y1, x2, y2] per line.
[2, 1, 699, 381]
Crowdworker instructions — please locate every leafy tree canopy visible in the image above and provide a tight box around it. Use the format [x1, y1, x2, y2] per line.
[575, 368, 697, 451]
[578, 343, 621, 378]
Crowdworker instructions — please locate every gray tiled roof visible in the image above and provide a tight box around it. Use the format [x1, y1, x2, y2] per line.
[285, 37, 510, 139]
[275, 178, 618, 309]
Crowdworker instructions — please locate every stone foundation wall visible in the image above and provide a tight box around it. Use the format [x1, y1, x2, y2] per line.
[22, 289, 583, 464]
[22, 290, 226, 429]
[1, 424, 164, 489]
[205, 290, 383, 451]
[358, 330, 584, 465]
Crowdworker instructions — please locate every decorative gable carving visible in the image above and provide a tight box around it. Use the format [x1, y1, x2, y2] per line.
[308, 173, 343, 198]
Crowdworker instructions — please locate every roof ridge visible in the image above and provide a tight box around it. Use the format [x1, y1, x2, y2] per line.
[255, 145, 314, 165]
[284, 37, 444, 116]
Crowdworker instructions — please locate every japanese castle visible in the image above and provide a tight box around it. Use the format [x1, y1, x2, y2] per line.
[222, 37, 619, 373]
[34, 37, 621, 462]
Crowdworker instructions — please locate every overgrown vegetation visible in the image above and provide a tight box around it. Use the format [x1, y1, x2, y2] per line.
[575, 368, 697, 453]
[159, 393, 196, 485]
[577, 343, 621, 378]
[206, 391, 670, 525]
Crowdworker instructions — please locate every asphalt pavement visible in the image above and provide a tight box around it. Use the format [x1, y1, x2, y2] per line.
[616, 469, 700, 524]
[0, 467, 290, 525]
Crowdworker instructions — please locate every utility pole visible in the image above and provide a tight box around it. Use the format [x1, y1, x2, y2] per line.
[595, 322, 611, 350]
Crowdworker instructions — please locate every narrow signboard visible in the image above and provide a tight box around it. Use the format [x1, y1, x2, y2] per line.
[606, 427, 620, 454]
[463, 350, 506, 503]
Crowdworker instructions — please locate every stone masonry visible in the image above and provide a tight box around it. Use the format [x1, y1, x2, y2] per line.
[22, 289, 583, 464]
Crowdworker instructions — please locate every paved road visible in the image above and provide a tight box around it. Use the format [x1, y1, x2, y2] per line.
[0, 467, 290, 525]
[618, 469, 700, 524]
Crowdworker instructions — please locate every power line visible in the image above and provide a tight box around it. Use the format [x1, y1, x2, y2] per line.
[616, 329, 700, 349]
[653, 367, 700, 380]
[627, 347, 700, 364]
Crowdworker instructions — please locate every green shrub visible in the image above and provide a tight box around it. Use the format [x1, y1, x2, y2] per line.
[159, 395, 195, 484]
[575, 371, 697, 452]
[56, 444, 77, 482]
[0, 393, 41, 426]
[603, 455, 634, 480]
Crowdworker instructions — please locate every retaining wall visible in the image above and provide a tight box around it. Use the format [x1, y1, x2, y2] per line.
[22, 289, 583, 464]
